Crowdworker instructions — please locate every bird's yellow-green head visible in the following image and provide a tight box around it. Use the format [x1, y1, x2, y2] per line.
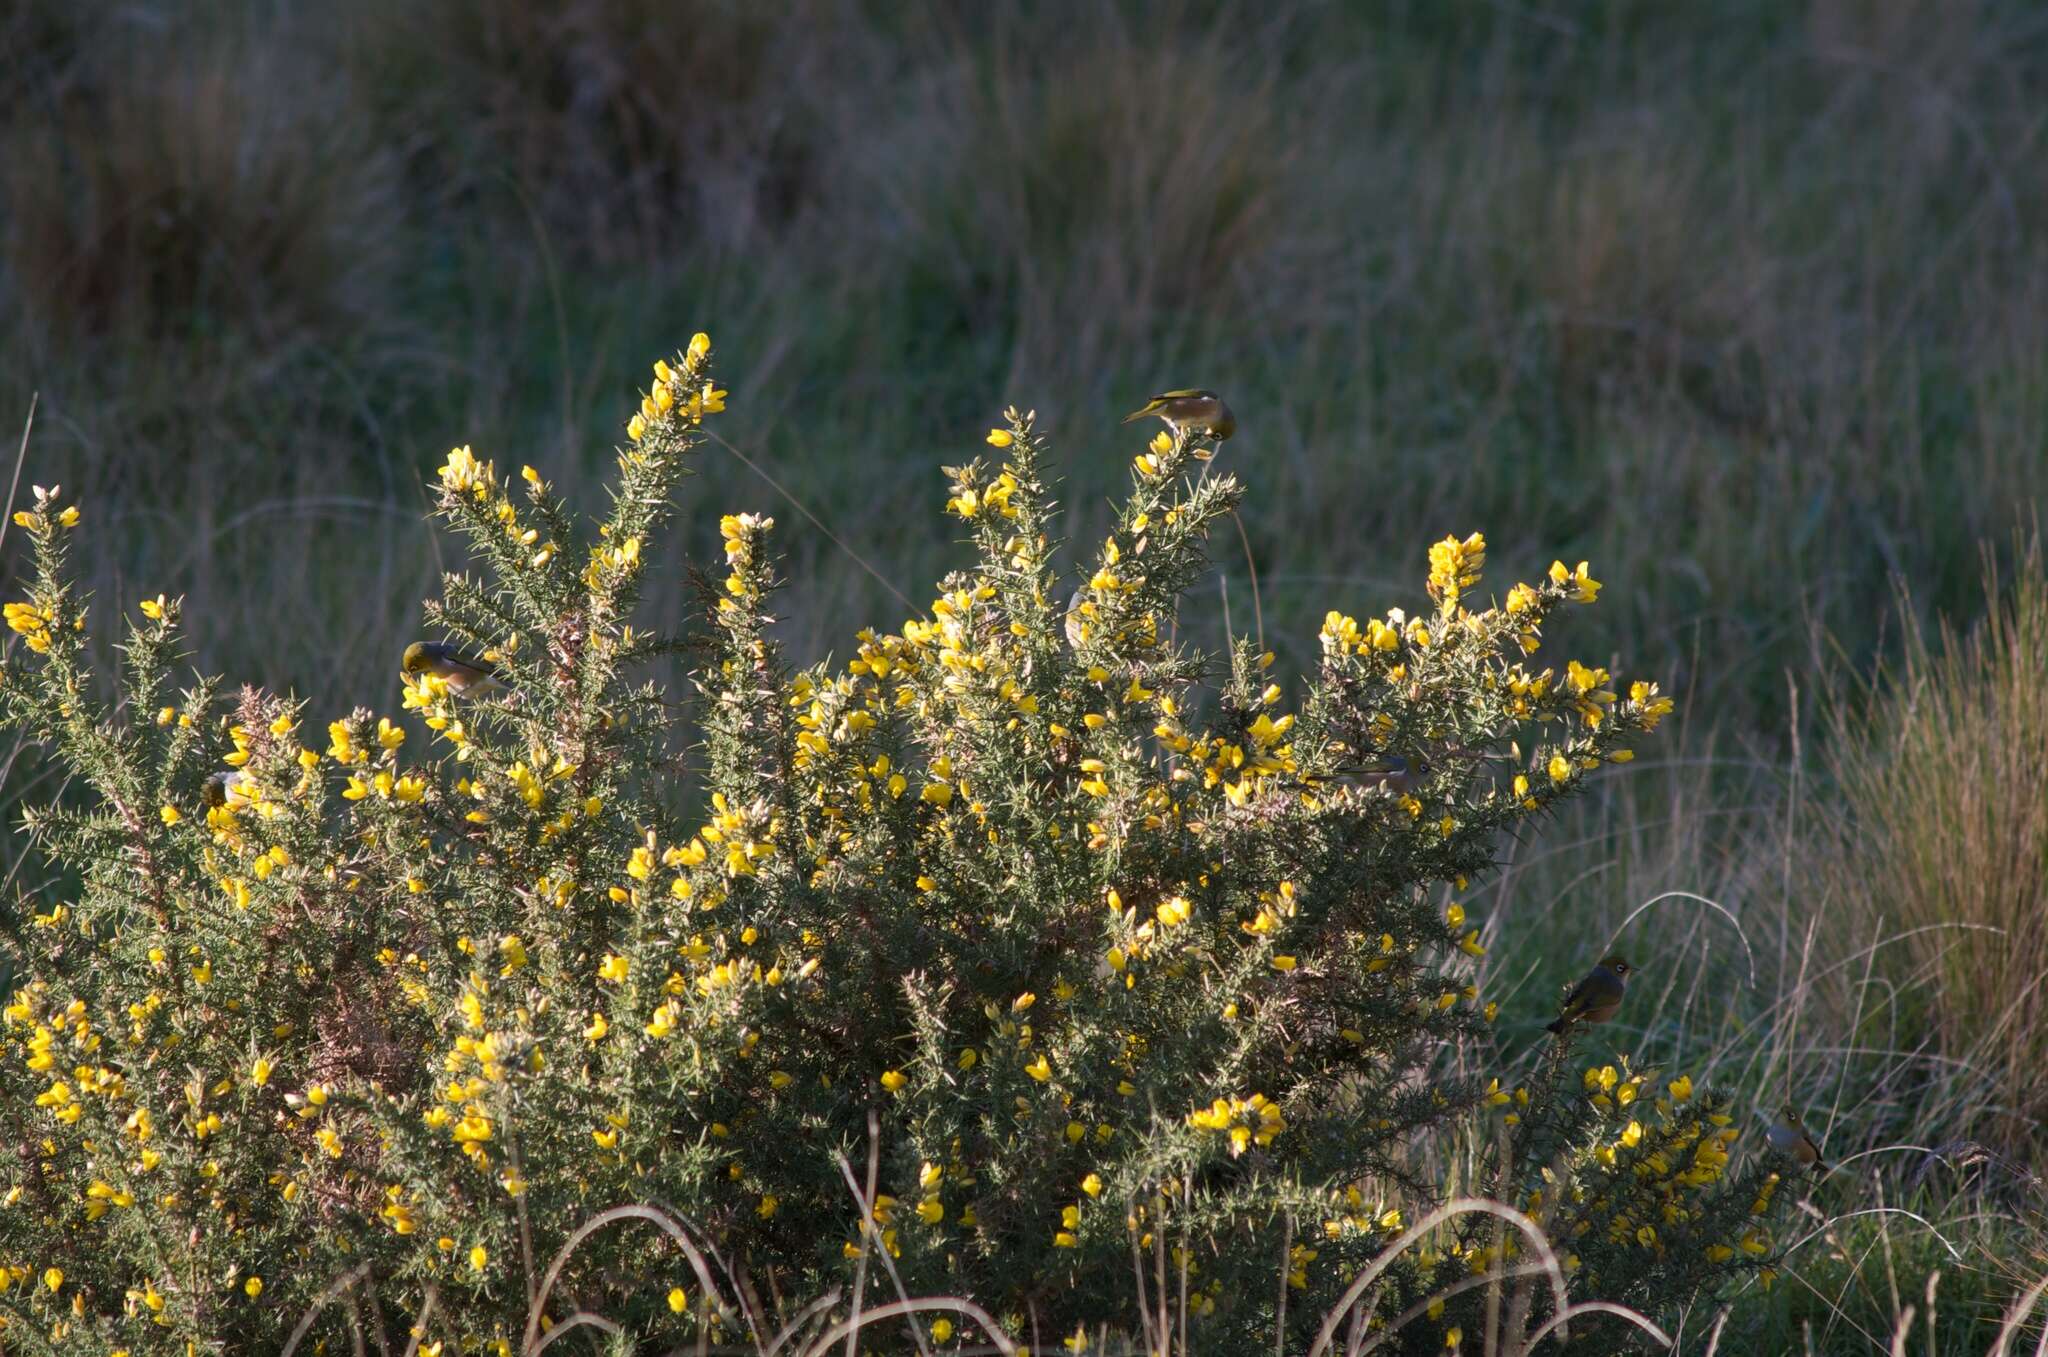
[400, 642, 434, 675]
[1778, 1104, 1803, 1128]
[1594, 956, 1633, 977]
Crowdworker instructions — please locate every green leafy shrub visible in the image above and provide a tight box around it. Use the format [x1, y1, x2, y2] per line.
[0, 337, 1789, 1354]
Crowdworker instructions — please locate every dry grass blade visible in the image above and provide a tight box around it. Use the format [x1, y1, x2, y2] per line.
[763, 1288, 844, 1357]
[0, 392, 34, 560]
[798, 1298, 1019, 1357]
[1603, 888, 1757, 987]
[832, 1143, 936, 1357]
[1989, 1270, 2048, 1357]
[399, 1285, 449, 1357]
[520, 1202, 740, 1354]
[529, 1309, 623, 1354]
[1519, 1299, 1671, 1351]
[1701, 1304, 1733, 1356]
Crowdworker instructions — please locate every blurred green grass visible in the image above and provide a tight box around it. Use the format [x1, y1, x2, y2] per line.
[7, 1, 2044, 713]
[4, 1, 2046, 1347]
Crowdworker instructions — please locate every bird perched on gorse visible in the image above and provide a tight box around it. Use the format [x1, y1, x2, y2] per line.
[1767, 1105, 1831, 1175]
[1064, 587, 1090, 650]
[401, 641, 503, 696]
[1122, 390, 1236, 443]
[1546, 955, 1634, 1035]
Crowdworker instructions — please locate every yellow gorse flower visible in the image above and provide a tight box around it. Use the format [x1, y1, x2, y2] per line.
[1188, 1092, 1286, 1156]
[1426, 532, 1486, 611]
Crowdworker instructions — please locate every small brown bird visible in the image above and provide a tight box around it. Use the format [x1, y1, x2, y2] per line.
[1121, 390, 1236, 442]
[1767, 1105, 1831, 1175]
[401, 641, 503, 696]
[1545, 956, 1633, 1035]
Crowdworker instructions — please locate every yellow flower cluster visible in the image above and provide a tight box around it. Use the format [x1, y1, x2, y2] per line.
[1320, 609, 1404, 657]
[1536, 1066, 1753, 1273]
[438, 444, 493, 495]
[1426, 531, 1487, 611]
[945, 465, 1021, 521]
[1319, 1185, 1408, 1242]
[9, 500, 80, 534]
[2, 599, 54, 653]
[1170, 675, 1297, 809]
[626, 333, 723, 443]
[719, 512, 775, 609]
[1550, 557, 1602, 603]
[1187, 1091, 1286, 1156]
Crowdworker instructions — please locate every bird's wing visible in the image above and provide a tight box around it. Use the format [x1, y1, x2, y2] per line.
[425, 648, 496, 678]
[1556, 975, 1597, 1016]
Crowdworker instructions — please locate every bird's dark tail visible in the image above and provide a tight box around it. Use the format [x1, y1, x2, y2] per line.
[1812, 1158, 1831, 1177]
[1544, 1017, 1568, 1036]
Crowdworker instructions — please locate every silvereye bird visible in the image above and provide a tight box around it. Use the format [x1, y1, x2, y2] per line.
[1352, 753, 1429, 795]
[202, 770, 254, 810]
[1340, 745, 1491, 795]
[1064, 587, 1090, 649]
[1767, 1105, 1830, 1175]
[1546, 956, 1633, 1035]
[1122, 390, 1237, 442]
[401, 641, 503, 696]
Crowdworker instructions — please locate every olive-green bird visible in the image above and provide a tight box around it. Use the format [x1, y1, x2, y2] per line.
[1064, 587, 1090, 650]
[401, 641, 503, 696]
[1339, 745, 1492, 795]
[1545, 955, 1633, 1035]
[1351, 752, 1429, 795]
[201, 770, 254, 810]
[1767, 1105, 1831, 1175]
[1122, 389, 1237, 442]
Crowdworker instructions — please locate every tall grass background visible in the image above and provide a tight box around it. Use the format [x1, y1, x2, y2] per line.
[2, 0, 2044, 1349]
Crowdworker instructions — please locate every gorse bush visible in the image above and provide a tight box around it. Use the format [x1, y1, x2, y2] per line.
[0, 337, 1792, 1354]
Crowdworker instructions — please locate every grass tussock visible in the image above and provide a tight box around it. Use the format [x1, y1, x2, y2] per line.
[1805, 537, 2048, 1168]
[1, 6, 400, 350]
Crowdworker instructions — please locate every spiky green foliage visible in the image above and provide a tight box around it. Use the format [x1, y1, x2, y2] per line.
[0, 341, 1786, 1355]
